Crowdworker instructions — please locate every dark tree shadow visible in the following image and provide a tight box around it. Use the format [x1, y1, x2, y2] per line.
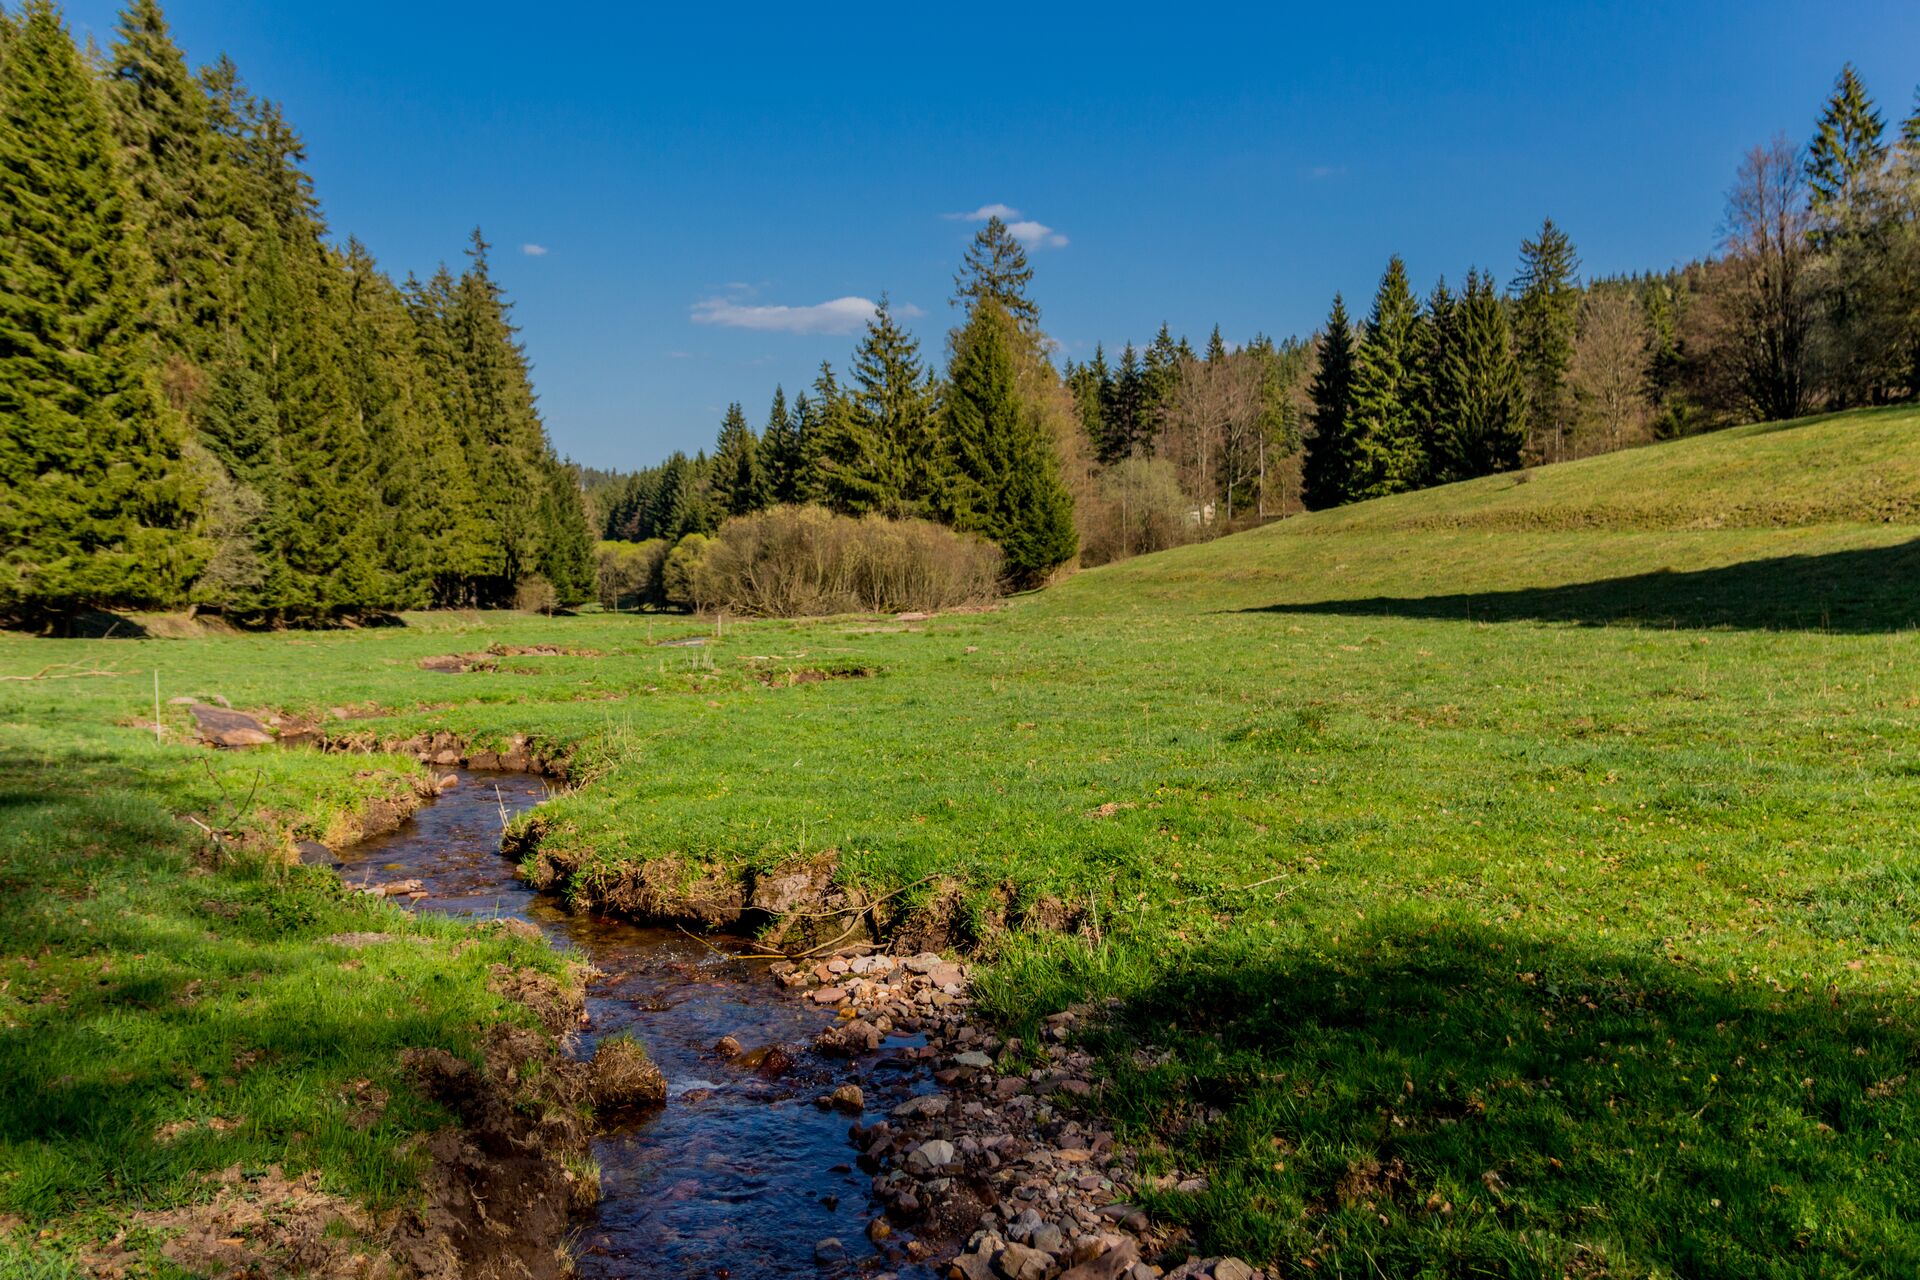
[1094, 917, 1920, 1277]
[1237, 538, 1920, 632]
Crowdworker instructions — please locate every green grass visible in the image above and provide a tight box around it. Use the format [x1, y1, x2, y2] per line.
[4, 405, 1919, 1276]
[0, 695, 579, 1271]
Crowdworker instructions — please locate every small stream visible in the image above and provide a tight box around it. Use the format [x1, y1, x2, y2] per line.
[336, 769, 939, 1278]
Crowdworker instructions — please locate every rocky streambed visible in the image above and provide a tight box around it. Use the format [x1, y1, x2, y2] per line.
[336, 768, 1263, 1280]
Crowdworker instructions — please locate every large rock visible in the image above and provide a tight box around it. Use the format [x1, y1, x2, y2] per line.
[1056, 1243, 1140, 1280]
[189, 704, 274, 748]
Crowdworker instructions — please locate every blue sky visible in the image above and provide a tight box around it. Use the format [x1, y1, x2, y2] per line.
[61, 1, 1920, 470]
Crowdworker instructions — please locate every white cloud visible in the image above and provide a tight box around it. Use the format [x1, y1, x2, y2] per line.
[691, 294, 920, 336]
[520, 243, 549, 257]
[1007, 219, 1068, 249]
[945, 202, 1022, 222]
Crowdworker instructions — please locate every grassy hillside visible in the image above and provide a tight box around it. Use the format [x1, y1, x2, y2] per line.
[4, 405, 1918, 1276]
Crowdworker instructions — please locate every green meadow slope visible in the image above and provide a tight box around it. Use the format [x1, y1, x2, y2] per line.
[2, 405, 1917, 1276]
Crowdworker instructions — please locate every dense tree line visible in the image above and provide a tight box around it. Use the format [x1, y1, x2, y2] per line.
[1298, 66, 1920, 510]
[597, 219, 1078, 586]
[0, 0, 593, 622]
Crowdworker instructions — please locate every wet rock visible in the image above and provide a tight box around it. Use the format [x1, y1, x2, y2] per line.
[830, 1083, 865, 1113]
[714, 1035, 743, 1059]
[189, 704, 274, 748]
[814, 1237, 846, 1263]
[816, 1019, 883, 1055]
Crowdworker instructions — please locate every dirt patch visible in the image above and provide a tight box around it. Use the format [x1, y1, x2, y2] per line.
[392, 1022, 595, 1280]
[80, 1163, 399, 1280]
[754, 665, 875, 688]
[487, 963, 587, 1035]
[485, 643, 603, 658]
[1332, 1155, 1413, 1209]
[417, 653, 497, 674]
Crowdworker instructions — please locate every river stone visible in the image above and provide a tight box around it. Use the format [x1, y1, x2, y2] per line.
[905, 952, 944, 974]
[1212, 1261, 1256, 1280]
[997, 1242, 1054, 1280]
[892, 1094, 950, 1120]
[812, 985, 849, 1004]
[1056, 1243, 1140, 1280]
[905, 1139, 956, 1172]
[954, 1050, 994, 1069]
[830, 1083, 864, 1112]
[189, 704, 274, 748]
[814, 1237, 845, 1263]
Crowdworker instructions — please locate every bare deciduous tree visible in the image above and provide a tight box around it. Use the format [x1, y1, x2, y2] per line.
[1723, 135, 1815, 421]
[1569, 289, 1652, 455]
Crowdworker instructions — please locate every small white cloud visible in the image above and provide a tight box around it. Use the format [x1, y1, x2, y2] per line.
[520, 243, 549, 256]
[692, 295, 901, 336]
[945, 202, 1022, 222]
[1304, 165, 1346, 181]
[1006, 219, 1068, 249]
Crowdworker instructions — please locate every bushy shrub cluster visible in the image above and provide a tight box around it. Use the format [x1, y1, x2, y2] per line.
[674, 505, 1001, 616]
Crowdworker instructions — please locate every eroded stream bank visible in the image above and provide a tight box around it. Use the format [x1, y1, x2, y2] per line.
[335, 768, 1224, 1280]
[338, 769, 941, 1278]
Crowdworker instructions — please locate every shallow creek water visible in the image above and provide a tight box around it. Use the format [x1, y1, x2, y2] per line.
[336, 769, 940, 1279]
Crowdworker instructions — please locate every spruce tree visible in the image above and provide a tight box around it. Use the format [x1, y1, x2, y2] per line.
[1432, 269, 1527, 481]
[952, 215, 1038, 330]
[0, 0, 204, 614]
[816, 299, 935, 516]
[1347, 258, 1429, 498]
[339, 239, 438, 607]
[536, 454, 594, 604]
[710, 401, 765, 517]
[1301, 295, 1356, 510]
[1138, 323, 1180, 453]
[1806, 64, 1887, 235]
[404, 266, 490, 602]
[448, 230, 551, 602]
[1415, 277, 1456, 487]
[1067, 345, 1110, 461]
[1104, 342, 1145, 463]
[939, 301, 1076, 584]
[760, 386, 802, 504]
[107, 0, 223, 356]
[1511, 218, 1582, 462]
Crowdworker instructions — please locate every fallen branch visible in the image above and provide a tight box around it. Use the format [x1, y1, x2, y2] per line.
[0, 662, 125, 682]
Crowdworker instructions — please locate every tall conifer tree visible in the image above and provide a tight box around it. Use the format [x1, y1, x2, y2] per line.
[952, 216, 1038, 330]
[939, 301, 1077, 584]
[1347, 258, 1429, 498]
[710, 402, 764, 516]
[1301, 295, 1356, 510]
[760, 386, 803, 504]
[816, 299, 934, 515]
[0, 0, 204, 614]
[1432, 269, 1527, 481]
[1512, 218, 1582, 462]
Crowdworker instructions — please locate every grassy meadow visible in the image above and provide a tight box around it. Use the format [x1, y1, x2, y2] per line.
[3, 405, 1918, 1277]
